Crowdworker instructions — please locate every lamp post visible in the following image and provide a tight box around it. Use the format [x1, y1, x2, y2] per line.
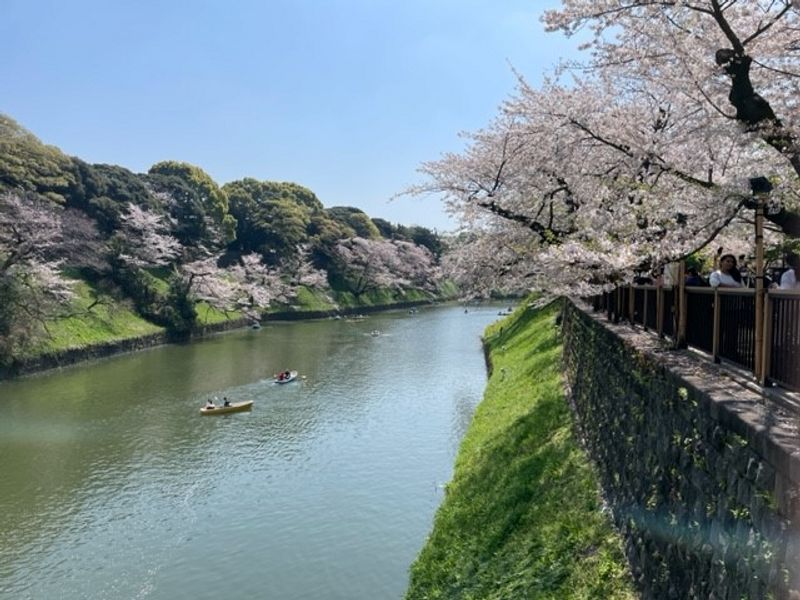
[750, 176, 772, 384]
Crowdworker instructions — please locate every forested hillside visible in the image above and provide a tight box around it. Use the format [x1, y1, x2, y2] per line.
[0, 114, 448, 366]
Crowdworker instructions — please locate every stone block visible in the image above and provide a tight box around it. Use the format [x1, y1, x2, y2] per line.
[736, 477, 753, 508]
[711, 425, 726, 450]
[755, 461, 777, 491]
[745, 455, 760, 481]
[790, 451, 800, 488]
[785, 534, 800, 574]
[774, 473, 800, 523]
[727, 469, 741, 495]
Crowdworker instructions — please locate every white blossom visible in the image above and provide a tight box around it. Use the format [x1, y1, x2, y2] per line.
[410, 1, 800, 295]
[117, 203, 182, 267]
[329, 237, 441, 295]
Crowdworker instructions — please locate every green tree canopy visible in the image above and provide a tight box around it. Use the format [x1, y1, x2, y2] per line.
[369, 218, 443, 257]
[269, 181, 323, 212]
[68, 161, 157, 232]
[148, 161, 235, 243]
[0, 114, 78, 205]
[326, 206, 381, 240]
[370, 217, 394, 239]
[404, 225, 443, 258]
[223, 178, 316, 263]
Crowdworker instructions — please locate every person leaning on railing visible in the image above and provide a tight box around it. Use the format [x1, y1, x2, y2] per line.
[709, 254, 744, 288]
[685, 267, 708, 287]
[779, 253, 800, 290]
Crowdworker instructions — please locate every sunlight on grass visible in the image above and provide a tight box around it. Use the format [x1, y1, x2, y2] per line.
[406, 300, 635, 600]
[195, 302, 242, 325]
[27, 280, 163, 355]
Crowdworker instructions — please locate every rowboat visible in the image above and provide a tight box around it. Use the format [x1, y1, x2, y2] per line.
[274, 370, 298, 384]
[200, 400, 254, 415]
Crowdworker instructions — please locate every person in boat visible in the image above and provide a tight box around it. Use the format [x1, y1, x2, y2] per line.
[223, 397, 231, 407]
[205, 399, 216, 409]
[282, 370, 291, 380]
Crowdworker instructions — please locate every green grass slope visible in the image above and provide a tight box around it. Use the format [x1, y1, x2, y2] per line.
[406, 300, 635, 600]
[25, 279, 163, 357]
[22, 275, 445, 362]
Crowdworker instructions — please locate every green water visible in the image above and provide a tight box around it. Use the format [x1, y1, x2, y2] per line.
[0, 303, 505, 599]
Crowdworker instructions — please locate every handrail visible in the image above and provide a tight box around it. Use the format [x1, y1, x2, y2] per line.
[767, 289, 800, 297]
[589, 285, 800, 394]
[686, 287, 756, 296]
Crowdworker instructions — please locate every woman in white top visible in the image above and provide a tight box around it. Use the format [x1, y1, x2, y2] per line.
[780, 253, 799, 290]
[709, 254, 744, 288]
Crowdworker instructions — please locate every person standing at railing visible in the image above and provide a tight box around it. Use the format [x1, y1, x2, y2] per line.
[779, 253, 800, 290]
[685, 267, 708, 287]
[709, 254, 744, 288]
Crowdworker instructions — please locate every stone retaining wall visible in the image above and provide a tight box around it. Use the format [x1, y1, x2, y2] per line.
[562, 300, 800, 599]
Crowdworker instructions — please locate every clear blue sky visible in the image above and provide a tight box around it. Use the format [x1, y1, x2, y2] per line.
[1, 0, 579, 231]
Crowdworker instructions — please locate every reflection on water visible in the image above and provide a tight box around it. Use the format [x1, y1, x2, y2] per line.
[0, 303, 506, 600]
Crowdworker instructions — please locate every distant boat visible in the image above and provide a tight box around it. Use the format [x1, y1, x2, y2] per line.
[200, 400, 254, 415]
[274, 370, 298, 384]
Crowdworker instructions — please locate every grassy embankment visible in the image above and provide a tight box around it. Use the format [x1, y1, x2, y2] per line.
[24, 275, 237, 358]
[24, 273, 455, 360]
[271, 281, 457, 314]
[406, 300, 635, 600]
[24, 278, 164, 357]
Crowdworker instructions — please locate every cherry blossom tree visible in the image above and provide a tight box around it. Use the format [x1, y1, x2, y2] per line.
[413, 81, 760, 292]
[389, 239, 443, 292]
[282, 244, 331, 290]
[328, 237, 441, 296]
[0, 192, 103, 359]
[224, 253, 291, 318]
[411, 1, 800, 294]
[543, 0, 800, 233]
[113, 202, 182, 268]
[168, 253, 291, 330]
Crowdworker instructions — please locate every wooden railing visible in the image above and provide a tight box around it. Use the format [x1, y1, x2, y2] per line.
[591, 286, 800, 393]
[767, 291, 800, 391]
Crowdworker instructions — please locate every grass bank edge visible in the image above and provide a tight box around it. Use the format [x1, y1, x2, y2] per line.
[23, 278, 454, 360]
[405, 299, 635, 600]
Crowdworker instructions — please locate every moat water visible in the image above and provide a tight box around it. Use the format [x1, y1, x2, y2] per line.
[0, 303, 505, 599]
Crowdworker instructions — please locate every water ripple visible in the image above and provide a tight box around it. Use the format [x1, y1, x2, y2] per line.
[0, 303, 507, 600]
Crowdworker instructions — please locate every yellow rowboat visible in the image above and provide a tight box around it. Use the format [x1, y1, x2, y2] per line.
[200, 400, 254, 415]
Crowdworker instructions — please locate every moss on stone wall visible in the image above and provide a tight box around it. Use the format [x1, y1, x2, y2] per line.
[562, 300, 800, 599]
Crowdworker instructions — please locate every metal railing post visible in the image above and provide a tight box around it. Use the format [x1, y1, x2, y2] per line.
[656, 286, 664, 336]
[750, 176, 772, 383]
[629, 286, 635, 324]
[676, 262, 687, 348]
[643, 287, 649, 330]
[760, 291, 773, 386]
[712, 288, 721, 363]
[754, 199, 766, 381]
